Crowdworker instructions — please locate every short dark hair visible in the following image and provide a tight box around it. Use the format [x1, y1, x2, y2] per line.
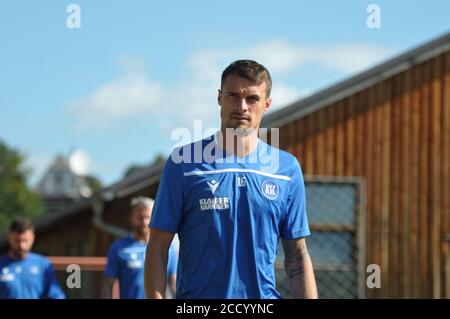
[9, 217, 35, 233]
[221, 60, 272, 98]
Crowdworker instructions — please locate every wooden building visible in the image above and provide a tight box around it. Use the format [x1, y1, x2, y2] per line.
[1, 32, 449, 298]
[262, 31, 450, 298]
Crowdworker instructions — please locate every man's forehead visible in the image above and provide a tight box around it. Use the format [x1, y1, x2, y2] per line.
[223, 75, 266, 94]
[132, 205, 152, 214]
[10, 230, 34, 238]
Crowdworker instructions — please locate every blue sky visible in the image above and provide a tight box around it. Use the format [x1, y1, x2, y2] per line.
[0, 0, 449, 186]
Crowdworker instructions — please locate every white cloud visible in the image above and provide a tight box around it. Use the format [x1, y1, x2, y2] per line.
[67, 59, 164, 130]
[242, 39, 393, 74]
[245, 40, 305, 73]
[66, 41, 393, 132]
[307, 43, 392, 73]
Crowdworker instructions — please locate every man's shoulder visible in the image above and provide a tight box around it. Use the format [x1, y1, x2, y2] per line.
[0, 254, 9, 265]
[265, 143, 298, 162]
[259, 141, 300, 171]
[167, 135, 216, 167]
[170, 134, 215, 153]
[279, 149, 300, 170]
[27, 252, 51, 266]
[110, 235, 133, 250]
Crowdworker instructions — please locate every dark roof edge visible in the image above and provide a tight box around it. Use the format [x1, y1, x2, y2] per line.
[0, 160, 167, 245]
[262, 31, 450, 128]
[101, 160, 165, 200]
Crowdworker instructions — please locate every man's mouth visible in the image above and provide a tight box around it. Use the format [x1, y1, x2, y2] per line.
[231, 114, 249, 121]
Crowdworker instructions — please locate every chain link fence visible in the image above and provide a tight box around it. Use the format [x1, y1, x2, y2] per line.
[276, 177, 366, 299]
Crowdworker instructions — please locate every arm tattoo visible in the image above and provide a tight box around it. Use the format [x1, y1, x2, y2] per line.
[288, 267, 304, 278]
[283, 239, 306, 279]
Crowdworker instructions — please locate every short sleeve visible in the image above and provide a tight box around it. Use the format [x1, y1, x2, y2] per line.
[104, 243, 119, 279]
[280, 159, 310, 239]
[44, 261, 66, 299]
[150, 154, 184, 233]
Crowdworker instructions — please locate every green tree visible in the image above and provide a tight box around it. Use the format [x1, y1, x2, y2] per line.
[123, 164, 148, 178]
[123, 153, 166, 178]
[85, 175, 102, 193]
[0, 140, 43, 231]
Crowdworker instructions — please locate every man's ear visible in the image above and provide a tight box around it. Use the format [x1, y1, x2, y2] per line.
[217, 89, 222, 106]
[264, 97, 272, 113]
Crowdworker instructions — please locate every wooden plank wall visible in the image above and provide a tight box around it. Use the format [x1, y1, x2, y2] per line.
[278, 51, 450, 298]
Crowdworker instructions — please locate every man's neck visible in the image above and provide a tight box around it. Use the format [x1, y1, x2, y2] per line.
[133, 231, 149, 243]
[8, 251, 27, 260]
[218, 128, 259, 157]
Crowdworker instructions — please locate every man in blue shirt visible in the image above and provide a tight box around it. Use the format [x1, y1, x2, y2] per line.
[103, 197, 177, 299]
[144, 60, 317, 299]
[0, 218, 65, 299]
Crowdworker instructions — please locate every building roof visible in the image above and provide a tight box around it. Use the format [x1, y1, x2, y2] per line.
[261, 31, 450, 129]
[36, 154, 92, 199]
[0, 161, 165, 249]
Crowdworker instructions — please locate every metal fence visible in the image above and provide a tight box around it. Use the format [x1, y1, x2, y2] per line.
[276, 177, 366, 299]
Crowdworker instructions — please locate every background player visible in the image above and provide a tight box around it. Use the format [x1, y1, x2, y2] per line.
[103, 197, 177, 298]
[0, 217, 65, 299]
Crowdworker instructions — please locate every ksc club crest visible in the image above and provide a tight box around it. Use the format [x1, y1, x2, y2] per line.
[261, 180, 279, 200]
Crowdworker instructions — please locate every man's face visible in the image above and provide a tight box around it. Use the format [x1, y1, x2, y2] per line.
[130, 205, 152, 235]
[8, 230, 35, 259]
[218, 74, 272, 132]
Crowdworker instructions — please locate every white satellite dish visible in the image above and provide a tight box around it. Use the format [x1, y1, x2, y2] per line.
[68, 150, 91, 176]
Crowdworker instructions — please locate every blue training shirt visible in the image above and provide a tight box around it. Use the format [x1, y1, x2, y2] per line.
[150, 134, 310, 299]
[104, 235, 177, 299]
[0, 252, 65, 299]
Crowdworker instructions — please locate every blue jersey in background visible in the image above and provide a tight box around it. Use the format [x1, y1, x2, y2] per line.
[104, 235, 177, 299]
[0, 252, 65, 299]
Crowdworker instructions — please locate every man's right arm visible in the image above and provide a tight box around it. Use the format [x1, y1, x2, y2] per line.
[282, 237, 318, 299]
[101, 277, 115, 299]
[144, 228, 175, 299]
[103, 243, 119, 299]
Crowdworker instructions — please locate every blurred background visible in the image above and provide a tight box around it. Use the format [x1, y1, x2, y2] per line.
[0, 0, 449, 298]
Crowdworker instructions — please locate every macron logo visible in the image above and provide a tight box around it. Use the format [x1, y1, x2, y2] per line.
[207, 180, 219, 194]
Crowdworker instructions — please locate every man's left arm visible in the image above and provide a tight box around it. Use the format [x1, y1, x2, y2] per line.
[44, 262, 66, 299]
[282, 237, 318, 299]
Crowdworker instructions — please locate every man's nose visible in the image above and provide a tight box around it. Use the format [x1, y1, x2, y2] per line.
[236, 98, 249, 111]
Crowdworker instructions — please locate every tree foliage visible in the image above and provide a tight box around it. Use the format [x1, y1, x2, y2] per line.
[85, 175, 102, 193]
[0, 140, 43, 231]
